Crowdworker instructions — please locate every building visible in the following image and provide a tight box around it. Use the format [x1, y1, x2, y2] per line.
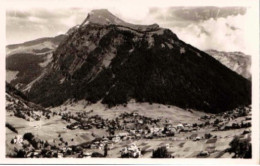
[120, 143, 141, 158]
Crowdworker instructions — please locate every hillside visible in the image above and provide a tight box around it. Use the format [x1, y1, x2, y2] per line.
[27, 9, 251, 113]
[6, 35, 66, 90]
[6, 82, 50, 121]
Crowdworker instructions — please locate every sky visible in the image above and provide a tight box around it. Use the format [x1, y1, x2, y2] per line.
[5, 0, 259, 56]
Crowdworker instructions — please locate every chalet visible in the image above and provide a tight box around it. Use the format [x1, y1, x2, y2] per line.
[107, 142, 114, 150]
[135, 133, 142, 139]
[245, 116, 252, 120]
[129, 129, 136, 134]
[198, 151, 209, 157]
[90, 144, 98, 149]
[150, 127, 160, 133]
[99, 143, 104, 149]
[58, 152, 63, 158]
[137, 129, 144, 133]
[72, 125, 79, 130]
[133, 112, 139, 116]
[184, 123, 192, 128]
[112, 136, 121, 143]
[33, 150, 41, 157]
[82, 150, 91, 158]
[176, 124, 184, 130]
[118, 132, 129, 137]
[137, 119, 143, 124]
[120, 143, 141, 158]
[189, 133, 198, 140]
[193, 136, 201, 141]
[164, 144, 170, 149]
[26, 152, 33, 158]
[13, 135, 23, 145]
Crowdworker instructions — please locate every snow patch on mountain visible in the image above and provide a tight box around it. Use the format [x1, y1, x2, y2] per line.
[39, 53, 53, 67]
[6, 70, 19, 83]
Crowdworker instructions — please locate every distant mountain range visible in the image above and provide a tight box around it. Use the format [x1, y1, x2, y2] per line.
[206, 50, 251, 80]
[6, 9, 251, 113]
[6, 35, 65, 90]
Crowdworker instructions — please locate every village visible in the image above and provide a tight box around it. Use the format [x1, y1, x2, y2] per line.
[6, 99, 252, 158]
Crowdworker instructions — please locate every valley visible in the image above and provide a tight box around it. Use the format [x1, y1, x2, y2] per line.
[6, 98, 251, 158]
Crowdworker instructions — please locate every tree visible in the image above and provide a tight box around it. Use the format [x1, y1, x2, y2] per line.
[6, 123, 18, 134]
[104, 144, 108, 157]
[91, 152, 104, 158]
[214, 119, 220, 125]
[152, 146, 171, 158]
[228, 136, 252, 158]
[15, 149, 26, 158]
[23, 133, 34, 142]
[204, 133, 212, 139]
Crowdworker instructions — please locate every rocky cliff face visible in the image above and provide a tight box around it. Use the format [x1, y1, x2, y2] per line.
[27, 9, 251, 113]
[206, 50, 251, 80]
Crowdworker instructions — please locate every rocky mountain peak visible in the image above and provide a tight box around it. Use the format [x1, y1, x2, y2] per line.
[79, 9, 160, 32]
[83, 9, 124, 26]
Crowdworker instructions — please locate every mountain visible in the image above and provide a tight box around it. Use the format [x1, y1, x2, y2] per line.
[206, 50, 251, 80]
[27, 9, 251, 113]
[6, 35, 66, 91]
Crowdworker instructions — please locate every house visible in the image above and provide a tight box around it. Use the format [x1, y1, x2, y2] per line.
[198, 151, 209, 157]
[26, 152, 33, 158]
[121, 143, 141, 158]
[190, 133, 198, 140]
[184, 123, 192, 128]
[176, 124, 184, 130]
[164, 123, 173, 129]
[99, 143, 104, 149]
[107, 142, 114, 150]
[58, 152, 63, 158]
[33, 150, 41, 157]
[194, 136, 201, 141]
[112, 136, 121, 143]
[82, 150, 91, 158]
[129, 129, 136, 134]
[137, 129, 144, 134]
[245, 116, 252, 120]
[137, 120, 144, 124]
[14, 135, 23, 145]
[90, 144, 98, 149]
[133, 112, 139, 116]
[150, 127, 160, 133]
[118, 132, 129, 137]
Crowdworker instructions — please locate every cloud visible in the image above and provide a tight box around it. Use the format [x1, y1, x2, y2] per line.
[6, 8, 87, 44]
[6, 6, 255, 57]
[170, 12, 249, 55]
